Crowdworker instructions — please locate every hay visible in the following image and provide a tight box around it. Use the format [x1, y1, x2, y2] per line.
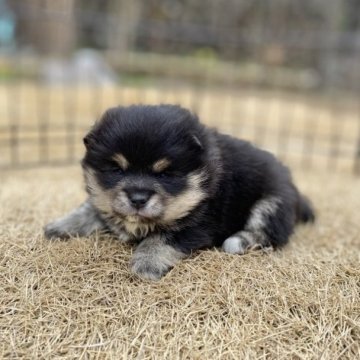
[1, 166, 359, 359]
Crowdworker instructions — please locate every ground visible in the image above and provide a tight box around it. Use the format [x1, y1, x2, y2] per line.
[1, 166, 359, 359]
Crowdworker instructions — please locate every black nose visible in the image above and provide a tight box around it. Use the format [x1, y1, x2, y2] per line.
[125, 189, 153, 209]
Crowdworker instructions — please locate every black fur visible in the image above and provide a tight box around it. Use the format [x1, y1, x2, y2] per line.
[45, 104, 315, 280]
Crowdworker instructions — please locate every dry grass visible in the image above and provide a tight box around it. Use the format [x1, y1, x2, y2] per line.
[0, 166, 359, 359]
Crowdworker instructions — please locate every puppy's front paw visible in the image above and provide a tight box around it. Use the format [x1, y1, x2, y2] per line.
[44, 221, 71, 240]
[130, 235, 187, 281]
[44, 201, 106, 240]
[130, 252, 171, 281]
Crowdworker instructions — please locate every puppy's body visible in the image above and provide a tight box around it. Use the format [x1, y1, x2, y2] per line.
[45, 105, 314, 280]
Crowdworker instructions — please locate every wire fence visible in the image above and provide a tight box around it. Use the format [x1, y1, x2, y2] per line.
[0, 0, 360, 174]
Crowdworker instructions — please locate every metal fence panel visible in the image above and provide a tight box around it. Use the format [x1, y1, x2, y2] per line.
[0, 0, 359, 173]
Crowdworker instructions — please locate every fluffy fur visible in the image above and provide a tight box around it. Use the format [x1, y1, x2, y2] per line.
[45, 104, 315, 280]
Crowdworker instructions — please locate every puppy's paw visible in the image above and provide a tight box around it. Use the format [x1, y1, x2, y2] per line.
[222, 231, 263, 255]
[44, 201, 106, 240]
[44, 221, 71, 240]
[117, 231, 133, 243]
[130, 236, 187, 280]
[130, 252, 172, 281]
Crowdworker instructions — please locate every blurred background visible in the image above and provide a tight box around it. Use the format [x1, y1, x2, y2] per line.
[0, 0, 359, 174]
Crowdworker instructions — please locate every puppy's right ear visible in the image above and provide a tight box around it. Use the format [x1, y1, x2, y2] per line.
[191, 134, 203, 151]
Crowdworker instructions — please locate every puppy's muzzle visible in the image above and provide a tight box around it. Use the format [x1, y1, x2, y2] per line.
[124, 188, 154, 209]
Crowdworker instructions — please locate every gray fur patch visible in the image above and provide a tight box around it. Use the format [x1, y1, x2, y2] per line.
[222, 197, 280, 254]
[246, 196, 281, 232]
[130, 235, 187, 280]
[44, 199, 105, 239]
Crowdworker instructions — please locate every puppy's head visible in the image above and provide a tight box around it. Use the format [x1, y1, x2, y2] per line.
[82, 105, 208, 232]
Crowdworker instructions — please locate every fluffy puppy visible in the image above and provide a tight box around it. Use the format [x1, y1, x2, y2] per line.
[45, 104, 315, 280]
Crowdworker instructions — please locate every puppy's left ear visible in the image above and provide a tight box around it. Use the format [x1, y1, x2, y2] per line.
[83, 133, 96, 150]
[191, 134, 204, 151]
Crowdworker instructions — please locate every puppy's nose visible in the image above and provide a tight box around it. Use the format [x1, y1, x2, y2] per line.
[126, 189, 153, 209]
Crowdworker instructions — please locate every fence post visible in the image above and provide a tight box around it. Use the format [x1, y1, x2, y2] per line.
[355, 114, 360, 175]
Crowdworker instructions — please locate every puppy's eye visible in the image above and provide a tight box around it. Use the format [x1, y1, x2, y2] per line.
[101, 164, 124, 174]
[107, 167, 123, 173]
[156, 170, 176, 178]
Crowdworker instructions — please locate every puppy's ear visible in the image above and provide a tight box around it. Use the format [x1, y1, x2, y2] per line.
[191, 134, 203, 151]
[83, 133, 96, 150]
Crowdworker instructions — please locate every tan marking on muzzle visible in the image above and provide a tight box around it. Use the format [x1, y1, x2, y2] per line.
[84, 168, 113, 213]
[162, 172, 206, 223]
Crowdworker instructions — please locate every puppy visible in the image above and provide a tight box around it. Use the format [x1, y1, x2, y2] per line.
[45, 104, 315, 280]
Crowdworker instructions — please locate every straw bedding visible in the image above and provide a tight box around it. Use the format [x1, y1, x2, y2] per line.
[1, 166, 359, 359]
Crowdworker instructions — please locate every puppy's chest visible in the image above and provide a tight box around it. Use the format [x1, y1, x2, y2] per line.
[103, 214, 157, 240]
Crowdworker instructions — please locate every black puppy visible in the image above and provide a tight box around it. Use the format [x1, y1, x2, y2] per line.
[45, 104, 314, 280]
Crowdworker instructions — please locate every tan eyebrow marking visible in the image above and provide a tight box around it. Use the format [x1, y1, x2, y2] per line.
[152, 158, 171, 172]
[112, 153, 129, 170]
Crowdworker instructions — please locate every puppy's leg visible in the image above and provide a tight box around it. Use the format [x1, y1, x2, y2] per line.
[222, 196, 295, 254]
[44, 199, 106, 239]
[130, 234, 187, 280]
